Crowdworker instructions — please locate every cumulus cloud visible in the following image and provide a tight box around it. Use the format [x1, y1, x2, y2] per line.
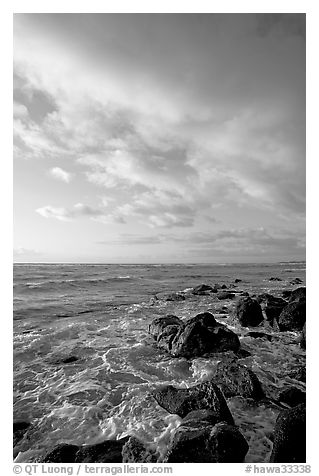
[49, 167, 72, 183]
[14, 14, 305, 260]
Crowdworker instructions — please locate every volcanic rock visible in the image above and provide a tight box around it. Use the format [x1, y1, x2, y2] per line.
[234, 297, 264, 327]
[170, 312, 240, 358]
[152, 380, 234, 423]
[270, 403, 306, 462]
[212, 360, 264, 400]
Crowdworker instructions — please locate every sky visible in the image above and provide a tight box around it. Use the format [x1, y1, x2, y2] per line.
[13, 13, 306, 263]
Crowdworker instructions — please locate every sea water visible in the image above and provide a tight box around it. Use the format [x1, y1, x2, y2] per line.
[13, 262, 306, 462]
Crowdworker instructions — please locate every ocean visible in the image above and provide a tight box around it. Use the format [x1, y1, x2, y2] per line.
[13, 262, 306, 463]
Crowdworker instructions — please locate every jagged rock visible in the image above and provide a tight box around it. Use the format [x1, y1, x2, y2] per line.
[256, 294, 287, 323]
[234, 297, 264, 327]
[41, 444, 79, 463]
[164, 421, 249, 463]
[246, 331, 273, 342]
[170, 312, 240, 358]
[270, 403, 306, 462]
[122, 437, 159, 463]
[278, 301, 306, 331]
[192, 284, 217, 295]
[269, 277, 282, 281]
[282, 290, 292, 299]
[149, 315, 183, 340]
[152, 380, 234, 423]
[278, 387, 306, 407]
[288, 287, 306, 304]
[13, 421, 31, 447]
[240, 291, 250, 297]
[212, 360, 264, 400]
[157, 325, 181, 352]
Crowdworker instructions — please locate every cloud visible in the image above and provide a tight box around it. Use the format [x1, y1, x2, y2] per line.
[35, 202, 126, 224]
[14, 14, 305, 258]
[13, 101, 28, 118]
[49, 167, 72, 183]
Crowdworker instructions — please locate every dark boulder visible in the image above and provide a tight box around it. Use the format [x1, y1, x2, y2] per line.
[192, 284, 216, 295]
[216, 292, 235, 300]
[122, 437, 159, 463]
[165, 421, 249, 463]
[157, 325, 181, 352]
[41, 444, 79, 463]
[234, 297, 264, 327]
[282, 290, 292, 299]
[152, 380, 234, 423]
[269, 277, 282, 281]
[270, 403, 306, 462]
[240, 291, 250, 297]
[75, 438, 129, 463]
[256, 294, 287, 323]
[278, 387, 306, 407]
[13, 421, 31, 447]
[278, 301, 306, 331]
[170, 312, 240, 358]
[289, 287, 306, 304]
[234, 279, 242, 283]
[212, 360, 264, 400]
[149, 315, 182, 340]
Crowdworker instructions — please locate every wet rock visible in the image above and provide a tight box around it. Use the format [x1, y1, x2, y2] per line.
[13, 421, 31, 447]
[212, 360, 264, 400]
[256, 294, 287, 324]
[41, 444, 79, 463]
[149, 315, 183, 340]
[170, 312, 240, 358]
[181, 409, 221, 426]
[75, 438, 130, 463]
[122, 437, 159, 463]
[246, 331, 273, 342]
[290, 278, 303, 285]
[152, 380, 234, 423]
[165, 421, 249, 463]
[270, 403, 306, 462]
[288, 287, 306, 304]
[300, 323, 306, 349]
[282, 290, 292, 299]
[234, 297, 264, 327]
[269, 277, 282, 281]
[278, 387, 306, 407]
[236, 348, 252, 358]
[192, 284, 216, 295]
[157, 325, 181, 352]
[216, 292, 235, 300]
[278, 301, 306, 331]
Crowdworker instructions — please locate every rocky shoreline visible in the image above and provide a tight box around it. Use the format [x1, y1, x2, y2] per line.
[14, 280, 306, 463]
